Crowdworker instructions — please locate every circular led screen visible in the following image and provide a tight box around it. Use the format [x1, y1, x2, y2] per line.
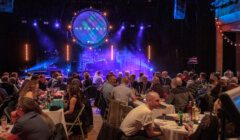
[71, 9, 108, 47]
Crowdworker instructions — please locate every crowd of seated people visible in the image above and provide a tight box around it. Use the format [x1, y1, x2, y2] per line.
[0, 71, 96, 139]
[0, 69, 239, 140]
[95, 69, 240, 140]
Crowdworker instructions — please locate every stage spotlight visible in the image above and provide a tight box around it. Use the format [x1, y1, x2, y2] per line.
[67, 25, 72, 30]
[21, 20, 27, 24]
[150, 68, 153, 72]
[89, 47, 93, 50]
[109, 25, 113, 29]
[43, 21, 49, 25]
[140, 25, 144, 30]
[130, 24, 135, 28]
[105, 38, 109, 42]
[54, 21, 60, 28]
[67, 68, 70, 72]
[33, 21, 37, 27]
[121, 25, 125, 30]
[103, 12, 107, 16]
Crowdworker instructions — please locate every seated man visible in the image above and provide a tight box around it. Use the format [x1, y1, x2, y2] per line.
[11, 97, 53, 140]
[120, 92, 162, 140]
[111, 77, 136, 105]
[166, 77, 194, 112]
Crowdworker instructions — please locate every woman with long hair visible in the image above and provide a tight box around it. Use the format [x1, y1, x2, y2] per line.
[19, 79, 39, 100]
[11, 78, 41, 124]
[64, 84, 84, 122]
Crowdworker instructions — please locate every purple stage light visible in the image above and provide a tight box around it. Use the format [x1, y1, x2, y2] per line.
[140, 25, 144, 30]
[33, 21, 37, 27]
[54, 21, 60, 28]
[121, 25, 125, 30]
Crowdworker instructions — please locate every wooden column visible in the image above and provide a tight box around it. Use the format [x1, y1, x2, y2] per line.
[216, 26, 223, 73]
[236, 33, 240, 73]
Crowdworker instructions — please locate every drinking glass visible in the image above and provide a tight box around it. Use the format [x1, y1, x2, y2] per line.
[184, 113, 191, 122]
[162, 113, 166, 121]
[195, 107, 201, 121]
[1, 115, 7, 132]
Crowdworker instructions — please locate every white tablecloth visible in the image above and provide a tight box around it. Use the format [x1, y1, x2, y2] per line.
[154, 119, 198, 140]
[43, 109, 68, 139]
[133, 100, 175, 118]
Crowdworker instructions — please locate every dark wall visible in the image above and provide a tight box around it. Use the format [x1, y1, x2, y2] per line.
[0, 0, 216, 75]
[223, 32, 236, 72]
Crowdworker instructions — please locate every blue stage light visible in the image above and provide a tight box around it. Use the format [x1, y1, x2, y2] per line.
[121, 25, 125, 30]
[54, 22, 60, 28]
[67, 68, 70, 72]
[140, 25, 144, 30]
[150, 68, 153, 72]
[33, 21, 37, 27]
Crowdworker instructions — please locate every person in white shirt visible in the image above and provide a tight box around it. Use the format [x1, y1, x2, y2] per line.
[120, 92, 162, 140]
[93, 71, 103, 85]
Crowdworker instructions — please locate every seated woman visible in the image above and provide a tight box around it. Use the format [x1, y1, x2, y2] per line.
[186, 114, 219, 140]
[11, 79, 40, 124]
[185, 98, 240, 140]
[19, 78, 40, 100]
[64, 84, 83, 122]
[11, 97, 54, 140]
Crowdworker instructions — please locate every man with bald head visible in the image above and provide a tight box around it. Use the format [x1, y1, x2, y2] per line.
[120, 92, 162, 140]
[167, 77, 194, 112]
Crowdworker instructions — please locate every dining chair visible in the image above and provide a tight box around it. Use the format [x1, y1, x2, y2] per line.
[66, 104, 85, 140]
